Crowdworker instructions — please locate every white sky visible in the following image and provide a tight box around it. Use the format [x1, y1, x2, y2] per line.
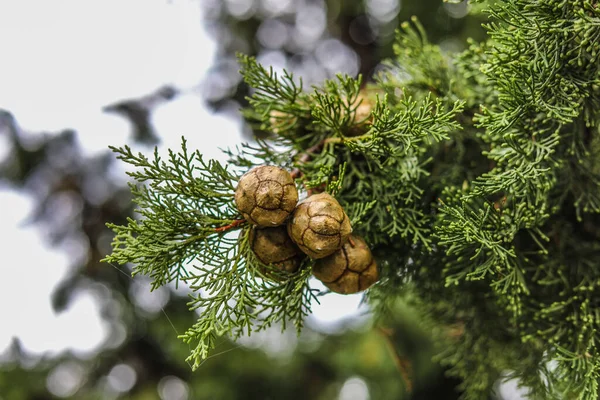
[0, 0, 366, 360]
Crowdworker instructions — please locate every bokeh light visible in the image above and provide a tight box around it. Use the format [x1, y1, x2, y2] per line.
[46, 361, 85, 398]
[339, 376, 370, 400]
[158, 375, 190, 400]
[107, 363, 137, 393]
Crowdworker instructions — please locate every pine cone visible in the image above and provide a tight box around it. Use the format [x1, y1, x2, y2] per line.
[312, 235, 378, 294]
[235, 166, 298, 227]
[249, 225, 304, 279]
[287, 192, 352, 259]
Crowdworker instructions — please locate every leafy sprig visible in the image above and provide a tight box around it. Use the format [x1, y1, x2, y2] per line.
[180, 226, 316, 369]
[103, 138, 317, 369]
[104, 138, 240, 289]
[339, 94, 464, 163]
[310, 74, 363, 135]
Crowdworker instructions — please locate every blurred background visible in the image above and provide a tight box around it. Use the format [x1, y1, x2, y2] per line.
[0, 0, 510, 399]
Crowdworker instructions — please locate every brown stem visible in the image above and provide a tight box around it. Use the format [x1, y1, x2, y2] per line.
[214, 219, 246, 233]
[378, 327, 413, 394]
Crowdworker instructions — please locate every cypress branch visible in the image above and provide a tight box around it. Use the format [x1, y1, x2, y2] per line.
[104, 1, 600, 397]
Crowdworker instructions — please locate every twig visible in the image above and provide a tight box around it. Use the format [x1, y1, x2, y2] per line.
[214, 219, 246, 232]
[378, 327, 413, 394]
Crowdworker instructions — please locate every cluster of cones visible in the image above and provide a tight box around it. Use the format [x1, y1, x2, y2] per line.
[234, 165, 378, 294]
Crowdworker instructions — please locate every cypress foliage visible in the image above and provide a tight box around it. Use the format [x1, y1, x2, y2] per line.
[104, 1, 600, 397]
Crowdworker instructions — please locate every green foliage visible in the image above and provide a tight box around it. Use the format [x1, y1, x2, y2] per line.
[105, 0, 600, 398]
[428, 1, 600, 398]
[103, 139, 317, 370]
[342, 94, 464, 163]
[180, 227, 316, 369]
[104, 139, 239, 289]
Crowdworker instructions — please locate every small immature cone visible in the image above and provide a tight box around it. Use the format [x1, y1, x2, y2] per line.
[268, 99, 309, 135]
[249, 226, 304, 279]
[339, 88, 379, 134]
[287, 192, 352, 259]
[235, 165, 298, 227]
[352, 90, 374, 124]
[269, 109, 297, 135]
[312, 235, 378, 294]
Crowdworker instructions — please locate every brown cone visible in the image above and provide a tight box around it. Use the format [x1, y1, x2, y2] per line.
[312, 235, 378, 294]
[249, 225, 304, 280]
[287, 192, 352, 259]
[235, 166, 298, 227]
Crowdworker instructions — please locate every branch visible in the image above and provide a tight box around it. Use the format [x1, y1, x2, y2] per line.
[378, 327, 413, 394]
